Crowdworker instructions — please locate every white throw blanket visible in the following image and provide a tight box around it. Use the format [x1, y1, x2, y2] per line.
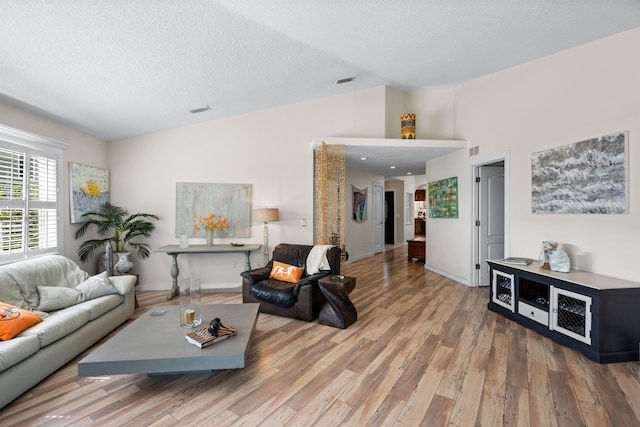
[306, 245, 334, 275]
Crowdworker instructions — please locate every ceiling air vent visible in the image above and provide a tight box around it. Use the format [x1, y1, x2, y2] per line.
[335, 76, 355, 85]
[189, 105, 211, 114]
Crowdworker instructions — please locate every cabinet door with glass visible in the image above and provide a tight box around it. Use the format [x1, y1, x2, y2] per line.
[550, 286, 592, 345]
[492, 270, 515, 312]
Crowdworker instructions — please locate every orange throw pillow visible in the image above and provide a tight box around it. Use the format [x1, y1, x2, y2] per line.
[0, 302, 43, 340]
[269, 261, 305, 283]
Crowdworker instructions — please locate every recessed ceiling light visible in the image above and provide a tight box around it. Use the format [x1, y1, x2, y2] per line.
[189, 105, 211, 114]
[390, 166, 396, 169]
[360, 157, 367, 160]
[407, 172, 412, 175]
[336, 76, 355, 85]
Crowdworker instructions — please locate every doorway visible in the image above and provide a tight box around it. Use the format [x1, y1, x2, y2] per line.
[470, 152, 511, 287]
[384, 191, 394, 244]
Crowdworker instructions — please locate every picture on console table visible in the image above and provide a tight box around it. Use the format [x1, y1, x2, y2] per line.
[175, 182, 251, 238]
[531, 131, 628, 214]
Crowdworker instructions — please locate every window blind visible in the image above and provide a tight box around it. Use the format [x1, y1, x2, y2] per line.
[0, 129, 64, 262]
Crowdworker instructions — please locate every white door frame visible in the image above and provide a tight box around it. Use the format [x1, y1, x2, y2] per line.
[373, 181, 385, 254]
[469, 151, 511, 287]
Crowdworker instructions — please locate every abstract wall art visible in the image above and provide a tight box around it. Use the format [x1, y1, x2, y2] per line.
[352, 185, 367, 223]
[531, 131, 628, 214]
[175, 183, 251, 238]
[429, 176, 458, 218]
[69, 162, 110, 223]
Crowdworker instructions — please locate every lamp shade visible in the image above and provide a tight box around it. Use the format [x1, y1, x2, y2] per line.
[254, 208, 279, 223]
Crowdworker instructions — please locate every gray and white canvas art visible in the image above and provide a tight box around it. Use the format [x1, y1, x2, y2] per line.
[531, 131, 628, 214]
[175, 183, 251, 237]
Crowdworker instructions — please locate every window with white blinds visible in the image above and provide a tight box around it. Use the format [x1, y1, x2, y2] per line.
[0, 125, 66, 262]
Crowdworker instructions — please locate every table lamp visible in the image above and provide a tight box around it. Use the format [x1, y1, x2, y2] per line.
[254, 208, 279, 265]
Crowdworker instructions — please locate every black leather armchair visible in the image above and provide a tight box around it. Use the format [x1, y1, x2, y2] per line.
[241, 243, 341, 321]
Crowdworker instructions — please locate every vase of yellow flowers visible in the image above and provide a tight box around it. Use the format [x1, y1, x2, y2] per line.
[193, 213, 229, 246]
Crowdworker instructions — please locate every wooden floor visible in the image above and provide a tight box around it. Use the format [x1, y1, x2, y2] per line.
[2, 245, 640, 426]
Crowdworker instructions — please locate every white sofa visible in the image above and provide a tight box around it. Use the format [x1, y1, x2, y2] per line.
[0, 255, 136, 409]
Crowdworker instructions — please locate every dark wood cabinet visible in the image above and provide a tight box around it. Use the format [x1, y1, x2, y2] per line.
[407, 237, 425, 262]
[414, 218, 425, 236]
[488, 260, 640, 363]
[414, 189, 426, 201]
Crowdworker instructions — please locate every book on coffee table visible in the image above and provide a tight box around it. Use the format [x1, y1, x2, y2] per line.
[185, 325, 237, 349]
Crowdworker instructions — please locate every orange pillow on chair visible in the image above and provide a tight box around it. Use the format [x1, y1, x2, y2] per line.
[269, 261, 305, 283]
[0, 302, 43, 340]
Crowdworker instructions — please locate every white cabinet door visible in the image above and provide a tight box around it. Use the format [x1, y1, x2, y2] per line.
[492, 270, 515, 312]
[550, 286, 592, 345]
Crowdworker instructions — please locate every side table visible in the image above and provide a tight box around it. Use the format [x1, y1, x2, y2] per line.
[407, 236, 426, 262]
[318, 275, 357, 329]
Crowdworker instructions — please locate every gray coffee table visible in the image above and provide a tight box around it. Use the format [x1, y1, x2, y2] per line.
[78, 304, 259, 376]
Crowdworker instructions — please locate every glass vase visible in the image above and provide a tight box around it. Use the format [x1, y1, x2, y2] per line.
[206, 228, 213, 246]
[179, 278, 201, 328]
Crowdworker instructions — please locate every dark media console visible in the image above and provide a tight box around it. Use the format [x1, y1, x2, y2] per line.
[487, 260, 640, 363]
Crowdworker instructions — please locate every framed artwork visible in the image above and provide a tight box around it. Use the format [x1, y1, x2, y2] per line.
[352, 185, 367, 223]
[531, 131, 628, 214]
[69, 162, 109, 223]
[429, 176, 458, 218]
[175, 183, 251, 238]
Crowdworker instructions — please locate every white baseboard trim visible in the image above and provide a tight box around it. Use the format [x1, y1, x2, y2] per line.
[137, 282, 241, 293]
[346, 252, 375, 263]
[202, 283, 242, 293]
[424, 264, 469, 287]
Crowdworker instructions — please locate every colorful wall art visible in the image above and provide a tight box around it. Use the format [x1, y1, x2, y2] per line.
[175, 182, 251, 238]
[429, 176, 458, 218]
[69, 162, 109, 223]
[531, 131, 628, 214]
[352, 185, 367, 223]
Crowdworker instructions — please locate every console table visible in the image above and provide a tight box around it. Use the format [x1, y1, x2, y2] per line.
[155, 244, 261, 300]
[487, 259, 640, 363]
[407, 236, 425, 262]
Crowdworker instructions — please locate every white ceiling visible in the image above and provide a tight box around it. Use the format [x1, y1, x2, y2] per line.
[1, 1, 639, 176]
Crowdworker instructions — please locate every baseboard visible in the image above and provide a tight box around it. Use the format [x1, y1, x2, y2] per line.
[138, 282, 241, 293]
[201, 283, 242, 293]
[424, 264, 469, 287]
[346, 252, 375, 263]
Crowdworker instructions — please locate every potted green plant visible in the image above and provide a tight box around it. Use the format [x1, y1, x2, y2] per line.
[75, 202, 159, 269]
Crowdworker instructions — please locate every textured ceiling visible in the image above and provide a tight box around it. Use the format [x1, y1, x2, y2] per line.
[1, 1, 639, 175]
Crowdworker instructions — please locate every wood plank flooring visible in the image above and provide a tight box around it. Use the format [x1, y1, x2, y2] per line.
[1, 245, 639, 426]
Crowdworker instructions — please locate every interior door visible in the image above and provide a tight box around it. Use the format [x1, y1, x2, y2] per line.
[373, 182, 384, 254]
[478, 165, 505, 286]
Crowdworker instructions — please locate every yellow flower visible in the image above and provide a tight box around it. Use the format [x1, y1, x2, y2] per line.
[82, 180, 100, 197]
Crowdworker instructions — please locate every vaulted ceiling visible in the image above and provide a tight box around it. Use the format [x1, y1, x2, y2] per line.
[1, 1, 639, 173]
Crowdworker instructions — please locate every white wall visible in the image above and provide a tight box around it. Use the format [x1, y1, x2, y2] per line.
[345, 168, 384, 261]
[407, 89, 455, 140]
[434, 27, 640, 283]
[425, 149, 469, 284]
[109, 87, 391, 290]
[0, 101, 108, 269]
